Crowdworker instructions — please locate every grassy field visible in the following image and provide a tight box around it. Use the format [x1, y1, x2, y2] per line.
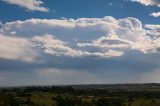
[1, 84, 160, 106]
[30, 92, 55, 106]
[17, 92, 160, 106]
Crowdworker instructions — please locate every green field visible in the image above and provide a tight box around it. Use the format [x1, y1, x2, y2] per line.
[1, 85, 160, 106]
[21, 93, 160, 106]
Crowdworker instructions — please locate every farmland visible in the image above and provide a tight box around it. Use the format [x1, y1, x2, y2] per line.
[0, 84, 160, 106]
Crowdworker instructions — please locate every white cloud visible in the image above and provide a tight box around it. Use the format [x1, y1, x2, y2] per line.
[145, 24, 160, 29]
[145, 24, 160, 38]
[0, 16, 160, 59]
[0, 33, 38, 62]
[2, 0, 49, 12]
[1, 16, 160, 85]
[150, 12, 160, 17]
[131, 0, 160, 17]
[32, 34, 124, 57]
[77, 17, 154, 54]
[131, 0, 160, 7]
[32, 34, 80, 57]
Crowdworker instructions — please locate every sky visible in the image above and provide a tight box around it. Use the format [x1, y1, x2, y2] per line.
[0, 0, 160, 86]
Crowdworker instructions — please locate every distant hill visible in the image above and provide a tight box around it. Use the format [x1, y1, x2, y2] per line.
[0, 83, 160, 90]
[72, 83, 160, 90]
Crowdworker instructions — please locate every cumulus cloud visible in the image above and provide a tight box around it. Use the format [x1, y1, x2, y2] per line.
[32, 34, 124, 57]
[145, 24, 160, 29]
[131, 0, 160, 7]
[150, 12, 160, 17]
[0, 16, 160, 61]
[77, 17, 155, 54]
[2, 0, 49, 12]
[0, 33, 38, 62]
[32, 34, 80, 57]
[145, 24, 160, 38]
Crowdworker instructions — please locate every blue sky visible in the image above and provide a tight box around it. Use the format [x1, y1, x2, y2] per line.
[0, 0, 160, 86]
[0, 0, 160, 23]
